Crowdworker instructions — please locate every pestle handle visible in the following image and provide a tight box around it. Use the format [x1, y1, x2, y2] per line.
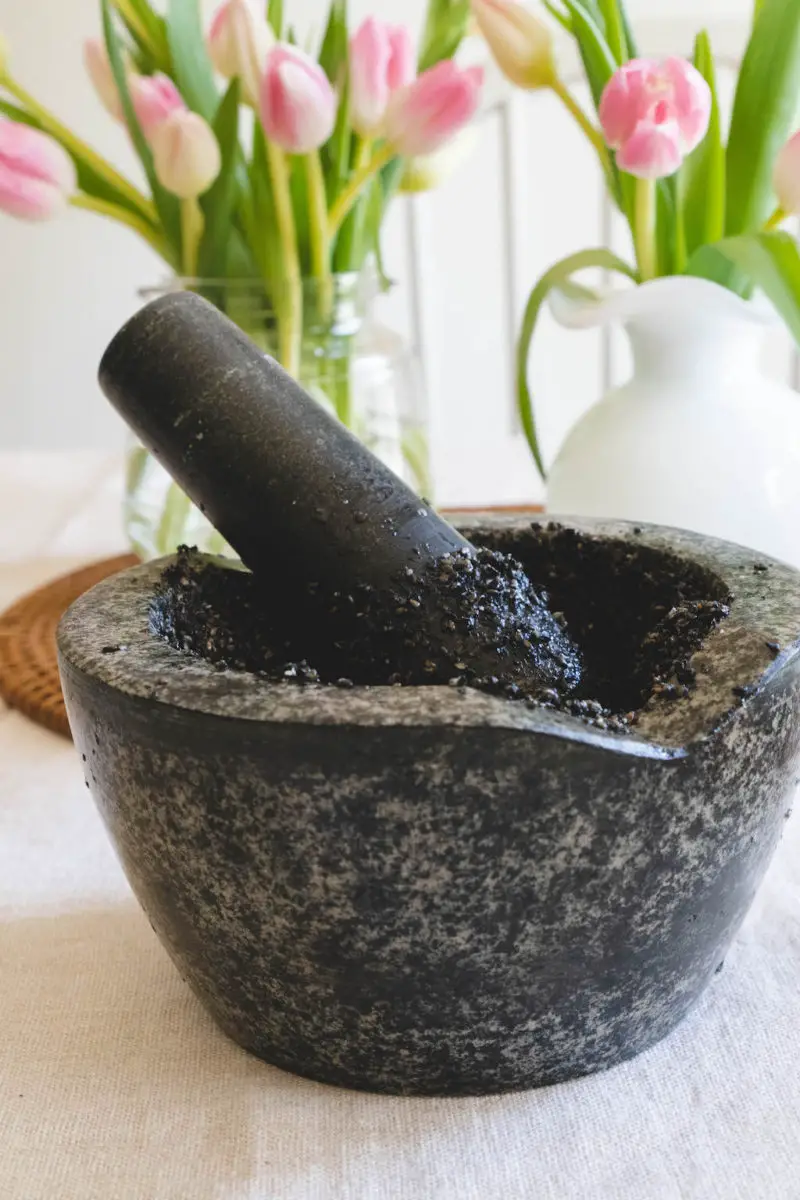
[99, 292, 470, 587]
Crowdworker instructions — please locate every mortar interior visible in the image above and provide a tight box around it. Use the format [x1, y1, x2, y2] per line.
[149, 521, 733, 730]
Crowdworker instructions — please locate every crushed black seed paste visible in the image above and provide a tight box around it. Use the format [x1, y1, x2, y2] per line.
[150, 522, 732, 733]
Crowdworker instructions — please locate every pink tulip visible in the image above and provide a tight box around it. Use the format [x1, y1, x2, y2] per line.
[208, 0, 274, 106]
[350, 19, 414, 137]
[84, 38, 124, 120]
[260, 44, 337, 155]
[385, 61, 484, 158]
[151, 110, 221, 199]
[350, 19, 391, 137]
[387, 26, 415, 91]
[0, 120, 76, 221]
[774, 131, 800, 215]
[599, 57, 711, 179]
[129, 73, 186, 140]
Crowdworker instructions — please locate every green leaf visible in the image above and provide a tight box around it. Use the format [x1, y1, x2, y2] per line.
[102, 0, 181, 250]
[418, 1, 470, 72]
[726, 0, 800, 235]
[247, 124, 281, 287]
[318, 0, 348, 85]
[166, 0, 218, 122]
[517, 249, 639, 481]
[113, 0, 172, 72]
[333, 192, 364, 273]
[560, 1, 617, 110]
[686, 232, 800, 337]
[572, 0, 603, 22]
[323, 65, 352, 201]
[360, 175, 386, 271]
[418, 0, 446, 71]
[198, 79, 241, 279]
[679, 31, 725, 262]
[542, 1, 572, 33]
[267, 0, 283, 37]
[290, 157, 311, 275]
[559, 1, 626, 210]
[0, 98, 40, 125]
[596, 0, 627, 62]
[654, 179, 676, 276]
[617, 0, 639, 58]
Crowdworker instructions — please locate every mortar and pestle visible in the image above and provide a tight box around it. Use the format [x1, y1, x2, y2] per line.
[58, 294, 800, 1096]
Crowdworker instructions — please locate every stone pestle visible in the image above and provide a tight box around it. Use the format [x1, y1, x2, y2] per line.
[99, 292, 581, 695]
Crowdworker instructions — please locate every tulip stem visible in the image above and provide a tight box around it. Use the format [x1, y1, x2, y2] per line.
[765, 206, 786, 231]
[328, 143, 395, 239]
[305, 150, 333, 319]
[634, 177, 657, 281]
[70, 192, 175, 264]
[180, 198, 204, 277]
[551, 79, 611, 171]
[0, 71, 157, 224]
[266, 142, 301, 377]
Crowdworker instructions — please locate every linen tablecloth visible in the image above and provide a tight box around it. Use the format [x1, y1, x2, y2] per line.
[1, 453, 799, 1200]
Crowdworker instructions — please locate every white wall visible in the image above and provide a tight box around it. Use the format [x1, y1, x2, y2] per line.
[0, 0, 758, 504]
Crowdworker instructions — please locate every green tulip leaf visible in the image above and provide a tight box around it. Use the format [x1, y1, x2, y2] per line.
[198, 79, 241, 279]
[418, 0, 470, 72]
[596, 0, 628, 63]
[560, 0, 617, 109]
[687, 231, 800, 342]
[726, 0, 800, 235]
[517, 249, 639, 481]
[680, 31, 725, 262]
[617, 0, 639, 58]
[113, 0, 172, 73]
[247, 123, 281, 286]
[267, 0, 283, 37]
[166, 0, 218, 122]
[321, 34, 352, 202]
[318, 0, 348, 85]
[542, 2, 572, 33]
[102, 0, 181, 250]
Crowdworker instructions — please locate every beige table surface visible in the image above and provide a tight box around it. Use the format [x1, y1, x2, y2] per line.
[1, 452, 799, 1200]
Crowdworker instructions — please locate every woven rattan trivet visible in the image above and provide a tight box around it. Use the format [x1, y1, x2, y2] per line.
[0, 555, 138, 739]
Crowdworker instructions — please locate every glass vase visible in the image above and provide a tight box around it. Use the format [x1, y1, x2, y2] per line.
[124, 274, 431, 560]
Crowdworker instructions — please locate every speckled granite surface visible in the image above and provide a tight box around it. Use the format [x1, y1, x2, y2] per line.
[57, 517, 800, 1095]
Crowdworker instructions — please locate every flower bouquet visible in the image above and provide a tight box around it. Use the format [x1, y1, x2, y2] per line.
[474, 0, 800, 486]
[0, 0, 483, 555]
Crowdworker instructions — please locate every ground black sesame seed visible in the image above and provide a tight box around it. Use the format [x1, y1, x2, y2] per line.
[152, 523, 731, 733]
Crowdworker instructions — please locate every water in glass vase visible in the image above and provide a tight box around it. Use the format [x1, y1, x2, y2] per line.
[125, 275, 430, 560]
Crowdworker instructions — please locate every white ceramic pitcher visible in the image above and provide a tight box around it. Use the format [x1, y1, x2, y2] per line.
[546, 276, 800, 567]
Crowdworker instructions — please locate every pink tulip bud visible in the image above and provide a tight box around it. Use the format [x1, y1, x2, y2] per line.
[385, 61, 484, 158]
[350, 19, 392, 137]
[599, 57, 711, 179]
[0, 120, 76, 221]
[387, 26, 415, 91]
[260, 44, 337, 155]
[151, 110, 221, 199]
[774, 131, 800, 216]
[129, 73, 186, 141]
[350, 19, 415, 137]
[472, 0, 556, 90]
[208, 0, 274, 106]
[84, 38, 124, 120]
